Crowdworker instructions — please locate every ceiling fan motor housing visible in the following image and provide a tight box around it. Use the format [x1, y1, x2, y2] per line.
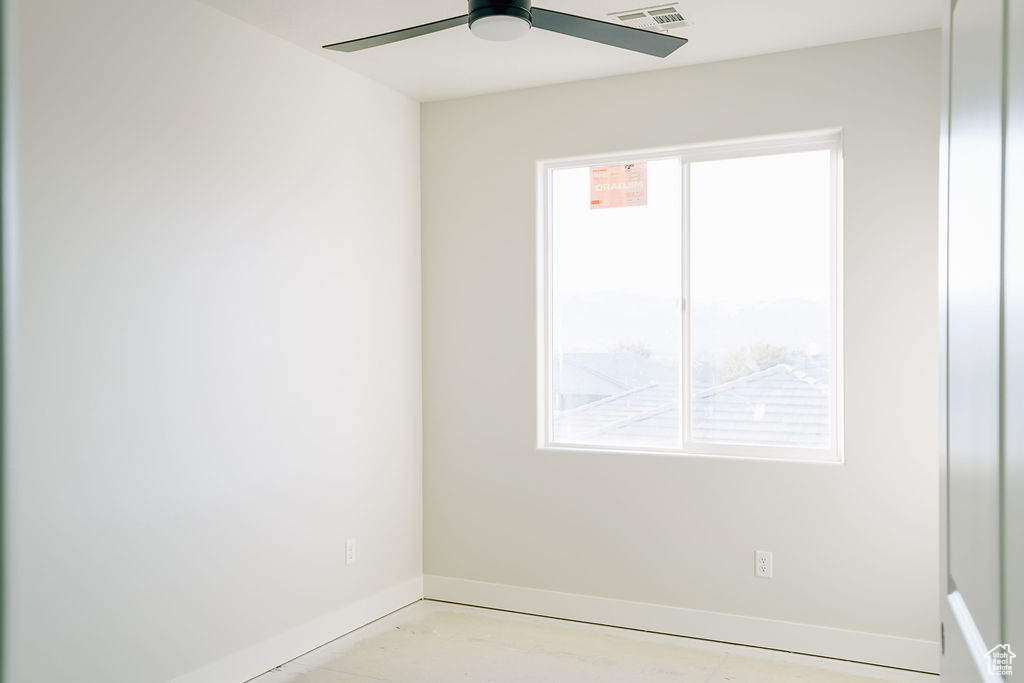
[468, 0, 534, 28]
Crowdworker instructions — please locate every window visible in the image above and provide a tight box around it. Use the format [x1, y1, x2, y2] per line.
[539, 131, 842, 462]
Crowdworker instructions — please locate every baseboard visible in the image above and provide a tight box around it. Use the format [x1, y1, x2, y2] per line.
[168, 576, 424, 683]
[424, 575, 940, 674]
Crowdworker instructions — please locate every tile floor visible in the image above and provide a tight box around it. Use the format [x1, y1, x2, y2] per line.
[250, 600, 937, 683]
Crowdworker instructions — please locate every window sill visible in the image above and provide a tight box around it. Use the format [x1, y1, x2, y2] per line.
[537, 443, 844, 465]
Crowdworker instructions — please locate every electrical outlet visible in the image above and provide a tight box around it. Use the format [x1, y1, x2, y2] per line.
[346, 538, 356, 566]
[755, 550, 772, 578]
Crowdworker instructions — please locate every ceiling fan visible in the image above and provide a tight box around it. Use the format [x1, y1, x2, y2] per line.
[323, 0, 688, 58]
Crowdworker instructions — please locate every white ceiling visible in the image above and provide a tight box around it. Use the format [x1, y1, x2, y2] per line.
[201, 0, 942, 101]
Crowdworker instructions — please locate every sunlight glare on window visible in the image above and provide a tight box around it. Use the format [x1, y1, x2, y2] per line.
[543, 133, 840, 460]
[689, 150, 833, 448]
[550, 158, 682, 449]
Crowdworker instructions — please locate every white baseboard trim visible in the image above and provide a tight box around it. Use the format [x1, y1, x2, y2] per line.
[424, 575, 939, 674]
[168, 576, 424, 683]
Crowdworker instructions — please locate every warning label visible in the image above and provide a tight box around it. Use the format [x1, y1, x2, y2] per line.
[590, 162, 648, 209]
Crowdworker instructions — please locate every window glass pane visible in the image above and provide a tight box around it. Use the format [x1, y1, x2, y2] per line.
[550, 158, 682, 448]
[689, 150, 833, 449]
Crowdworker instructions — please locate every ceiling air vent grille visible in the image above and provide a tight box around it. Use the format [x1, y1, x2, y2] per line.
[609, 4, 688, 33]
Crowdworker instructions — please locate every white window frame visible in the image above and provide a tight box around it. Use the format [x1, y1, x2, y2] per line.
[536, 129, 845, 464]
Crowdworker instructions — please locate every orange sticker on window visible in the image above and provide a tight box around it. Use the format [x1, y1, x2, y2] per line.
[590, 162, 648, 209]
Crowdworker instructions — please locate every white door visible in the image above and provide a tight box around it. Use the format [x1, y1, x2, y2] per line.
[942, 0, 1021, 679]
[1003, 0, 1024, 671]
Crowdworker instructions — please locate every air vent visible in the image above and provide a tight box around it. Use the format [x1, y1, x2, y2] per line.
[608, 3, 688, 33]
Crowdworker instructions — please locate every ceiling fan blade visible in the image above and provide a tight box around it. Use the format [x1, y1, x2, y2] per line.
[531, 7, 687, 58]
[323, 15, 469, 52]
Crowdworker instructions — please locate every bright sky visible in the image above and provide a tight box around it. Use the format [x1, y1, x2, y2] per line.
[552, 158, 681, 300]
[551, 150, 832, 312]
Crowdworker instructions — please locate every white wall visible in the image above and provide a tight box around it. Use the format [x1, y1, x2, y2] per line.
[3, 2, 422, 682]
[421, 30, 941, 671]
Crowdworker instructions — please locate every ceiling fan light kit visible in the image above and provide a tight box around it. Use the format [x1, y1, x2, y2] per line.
[469, 0, 533, 42]
[323, 0, 687, 57]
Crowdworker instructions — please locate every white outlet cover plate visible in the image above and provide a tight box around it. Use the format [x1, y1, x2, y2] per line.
[755, 550, 773, 578]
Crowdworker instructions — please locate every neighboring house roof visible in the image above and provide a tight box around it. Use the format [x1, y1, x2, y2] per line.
[556, 359, 632, 398]
[558, 352, 677, 392]
[558, 383, 679, 445]
[692, 364, 829, 447]
[554, 352, 829, 448]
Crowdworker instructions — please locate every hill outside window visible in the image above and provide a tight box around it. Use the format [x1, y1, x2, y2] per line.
[538, 130, 843, 463]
